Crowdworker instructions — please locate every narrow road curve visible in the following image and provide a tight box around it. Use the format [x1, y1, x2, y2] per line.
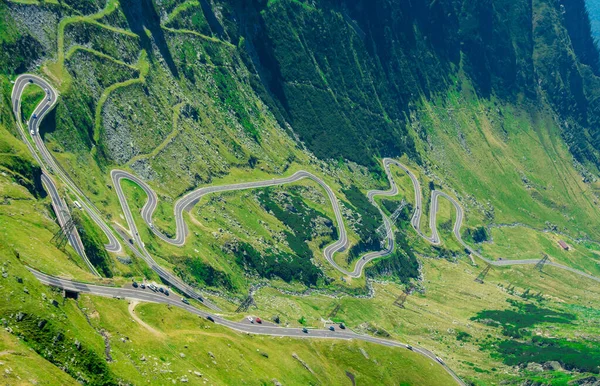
[29, 268, 466, 386]
[12, 74, 599, 300]
[381, 158, 600, 283]
[12, 74, 221, 310]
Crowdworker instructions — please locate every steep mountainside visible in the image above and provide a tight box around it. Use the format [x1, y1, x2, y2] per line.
[1, 0, 600, 385]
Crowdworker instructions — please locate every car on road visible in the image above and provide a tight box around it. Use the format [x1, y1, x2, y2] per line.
[329, 326, 335, 331]
[302, 328, 308, 333]
[140, 283, 146, 289]
[32, 114, 37, 119]
[132, 282, 138, 288]
[339, 323, 345, 329]
[164, 289, 169, 296]
[44, 88, 49, 93]
[255, 317, 262, 324]
[158, 287, 164, 294]
[148, 284, 157, 292]
[30, 130, 35, 136]
[181, 297, 190, 305]
[149, 223, 154, 229]
[206, 316, 215, 322]
[247, 316, 254, 323]
[436, 356, 444, 364]
[406, 345, 413, 350]
[28, 79, 33, 84]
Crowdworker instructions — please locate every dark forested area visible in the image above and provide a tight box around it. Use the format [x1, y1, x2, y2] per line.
[206, 0, 600, 172]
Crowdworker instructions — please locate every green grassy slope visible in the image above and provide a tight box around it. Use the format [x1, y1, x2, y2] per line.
[1, 0, 600, 384]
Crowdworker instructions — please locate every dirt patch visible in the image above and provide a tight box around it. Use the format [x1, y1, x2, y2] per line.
[129, 301, 163, 337]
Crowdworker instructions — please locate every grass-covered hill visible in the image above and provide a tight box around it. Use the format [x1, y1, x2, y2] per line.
[2, 0, 600, 384]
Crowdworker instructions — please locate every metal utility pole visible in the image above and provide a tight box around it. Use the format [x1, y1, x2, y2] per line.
[535, 253, 550, 272]
[393, 285, 414, 308]
[235, 295, 255, 313]
[328, 304, 341, 319]
[51, 215, 76, 250]
[474, 263, 492, 284]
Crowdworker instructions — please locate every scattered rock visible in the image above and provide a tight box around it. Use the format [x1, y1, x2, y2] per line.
[359, 348, 369, 359]
[568, 376, 600, 386]
[526, 362, 544, 373]
[193, 371, 202, 377]
[272, 379, 282, 386]
[543, 361, 563, 371]
[180, 353, 186, 358]
[140, 355, 147, 362]
[292, 353, 314, 374]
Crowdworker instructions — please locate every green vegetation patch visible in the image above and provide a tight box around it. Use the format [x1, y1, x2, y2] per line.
[20, 84, 45, 121]
[233, 241, 321, 286]
[366, 231, 419, 285]
[177, 257, 235, 291]
[342, 185, 381, 261]
[472, 299, 576, 338]
[495, 336, 600, 373]
[256, 187, 337, 261]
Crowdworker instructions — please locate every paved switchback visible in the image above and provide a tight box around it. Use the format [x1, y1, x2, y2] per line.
[12, 74, 599, 294]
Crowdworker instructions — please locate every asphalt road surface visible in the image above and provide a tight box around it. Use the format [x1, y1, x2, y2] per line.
[13, 72, 600, 386]
[30, 268, 466, 386]
[11, 75, 220, 309]
[12, 74, 599, 303]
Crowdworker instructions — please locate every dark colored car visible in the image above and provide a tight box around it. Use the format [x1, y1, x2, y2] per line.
[206, 316, 215, 322]
[302, 328, 308, 333]
[132, 282, 138, 288]
[164, 289, 169, 296]
[339, 323, 346, 329]
[329, 326, 335, 331]
[158, 287, 164, 293]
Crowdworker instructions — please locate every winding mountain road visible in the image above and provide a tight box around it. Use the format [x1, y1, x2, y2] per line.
[12, 74, 599, 298]
[13, 72, 600, 386]
[29, 268, 466, 386]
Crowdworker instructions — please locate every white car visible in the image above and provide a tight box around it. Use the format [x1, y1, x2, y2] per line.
[247, 316, 254, 323]
[149, 223, 154, 229]
[30, 130, 35, 136]
[435, 356, 444, 364]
